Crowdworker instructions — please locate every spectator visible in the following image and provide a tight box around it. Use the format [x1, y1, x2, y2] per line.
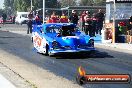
[51, 11, 57, 23]
[2, 13, 7, 25]
[12, 16, 16, 24]
[92, 13, 98, 36]
[86, 11, 91, 17]
[84, 13, 92, 36]
[69, 10, 79, 25]
[128, 16, 132, 35]
[56, 15, 60, 23]
[60, 13, 68, 23]
[129, 16, 132, 25]
[95, 9, 105, 35]
[27, 11, 33, 34]
[81, 11, 86, 31]
[35, 14, 41, 25]
[28, 11, 34, 20]
[129, 16, 132, 42]
[46, 16, 52, 23]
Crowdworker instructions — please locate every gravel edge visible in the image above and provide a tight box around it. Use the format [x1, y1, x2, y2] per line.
[0, 61, 37, 88]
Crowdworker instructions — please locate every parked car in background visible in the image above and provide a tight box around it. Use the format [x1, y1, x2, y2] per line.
[15, 12, 29, 25]
[0, 16, 14, 24]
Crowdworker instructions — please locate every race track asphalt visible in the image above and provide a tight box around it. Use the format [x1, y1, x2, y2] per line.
[0, 24, 132, 88]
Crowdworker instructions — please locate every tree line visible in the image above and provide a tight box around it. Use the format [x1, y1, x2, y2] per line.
[2, 0, 105, 15]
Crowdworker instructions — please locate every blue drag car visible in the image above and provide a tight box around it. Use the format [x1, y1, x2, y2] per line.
[32, 23, 95, 56]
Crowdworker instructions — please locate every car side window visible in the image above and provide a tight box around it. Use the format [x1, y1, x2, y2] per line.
[46, 26, 60, 33]
[40, 27, 46, 33]
[40, 28, 44, 33]
[46, 27, 53, 33]
[53, 27, 61, 33]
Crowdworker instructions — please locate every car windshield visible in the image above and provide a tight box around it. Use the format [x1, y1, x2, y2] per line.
[60, 25, 75, 36]
[21, 14, 28, 18]
[46, 26, 61, 33]
[45, 25, 76, 36]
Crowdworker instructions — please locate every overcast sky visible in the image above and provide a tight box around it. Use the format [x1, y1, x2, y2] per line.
[0, 0, 4, 9]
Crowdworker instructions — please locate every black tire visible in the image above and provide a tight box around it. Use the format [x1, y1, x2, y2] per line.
[45, 44, 54, 56]
[45, 44, 49, 56]
[31, 37, 33, 43]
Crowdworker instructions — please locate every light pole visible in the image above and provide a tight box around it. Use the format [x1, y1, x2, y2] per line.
[68, 0, 70, 17]
[31, 0, 33, 11]
[43, 0, 45, 23]
[112, 0, 116, 43]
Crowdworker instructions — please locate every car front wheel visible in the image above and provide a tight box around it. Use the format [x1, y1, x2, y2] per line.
[45, 44, 49, 56]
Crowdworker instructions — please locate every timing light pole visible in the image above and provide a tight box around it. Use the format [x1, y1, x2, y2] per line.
[43, 0, 45, 23]
[112, 0, 116, 43]
[68, 0, 70, 17]
[31, 0, 33, 11]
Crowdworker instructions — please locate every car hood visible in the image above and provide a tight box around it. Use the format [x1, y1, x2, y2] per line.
[55, 36, 90, 47]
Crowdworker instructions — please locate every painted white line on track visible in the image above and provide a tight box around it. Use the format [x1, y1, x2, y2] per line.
[0, 74, 16, 88]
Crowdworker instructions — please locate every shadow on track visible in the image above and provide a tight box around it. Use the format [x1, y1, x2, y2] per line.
[54, 50, 114, 59]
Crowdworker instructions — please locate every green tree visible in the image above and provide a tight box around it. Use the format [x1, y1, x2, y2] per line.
[33, 0, 43, 10]
[59, 0, 77, 7]
[79, 0, 105, 6]
[4, 0, 14, 8]
[14, 0, 30, 11]
[79, 0, 94, 6]
[45, 0, 60, 8]
[33, 0, 59, 9]
[4, 0, 15, 15]
[13, 0, 61, 11]
[0, 9, 5, 16]
[94, 0, 106, 6]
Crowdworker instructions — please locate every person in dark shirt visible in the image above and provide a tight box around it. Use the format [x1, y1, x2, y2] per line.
[127, 16, 132, 30]
[69, 10, 79, 25]
[12, 16, 16, 24]
[129, 16, 132, 25]
[128, 16, 132, 36]
[27, 11, 33, 34]
[92, 13, 98, 37]
[95, 9, 105, 35]
[84, 14, 92, 36]
[130, 16, 132, 36]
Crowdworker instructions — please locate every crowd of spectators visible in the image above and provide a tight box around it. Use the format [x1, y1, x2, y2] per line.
[42, 9, 105, 37]
[27, 9, 105, 36]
